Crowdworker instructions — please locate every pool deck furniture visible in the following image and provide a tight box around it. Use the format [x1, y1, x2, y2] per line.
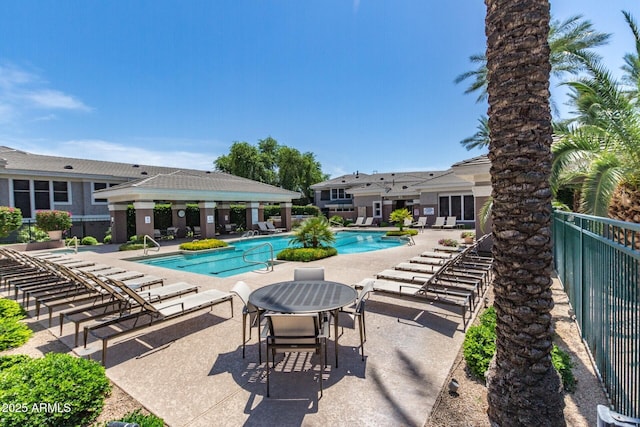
[249, 280, 357, 367]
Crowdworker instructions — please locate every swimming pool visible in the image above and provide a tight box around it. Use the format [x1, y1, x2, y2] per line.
[135, 230, 406, 278]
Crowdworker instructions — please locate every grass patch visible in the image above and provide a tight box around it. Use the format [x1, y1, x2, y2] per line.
[385, 229, 418, 236]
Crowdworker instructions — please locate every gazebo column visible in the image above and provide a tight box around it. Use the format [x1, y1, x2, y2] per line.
[199, 202, 217, 238]
[108, 204, 129, 243]
[245, 202, 262, 232]
[133, 201, 156, 239]
[382, 200, 393, 224]
[218, 203, 231, 231]
[171, 203, 187, 237]
[280, 202, 292, 231]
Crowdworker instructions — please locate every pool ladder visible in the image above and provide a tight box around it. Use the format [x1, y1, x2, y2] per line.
[242, 242, 274, 272]
[143, 235, 161, 256]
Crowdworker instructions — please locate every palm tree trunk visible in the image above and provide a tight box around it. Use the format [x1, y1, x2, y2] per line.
[484, 0, 566, 425]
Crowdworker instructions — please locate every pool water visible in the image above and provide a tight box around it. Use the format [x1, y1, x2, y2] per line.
[136, 231, 406, 278]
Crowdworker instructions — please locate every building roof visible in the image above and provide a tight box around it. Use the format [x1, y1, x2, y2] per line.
[96, 170, 300, 203]
[0, 146, 300, 203]
[0, 146, 205, 180]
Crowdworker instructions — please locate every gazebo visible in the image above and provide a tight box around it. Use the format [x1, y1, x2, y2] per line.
[94, 171, 301, 243]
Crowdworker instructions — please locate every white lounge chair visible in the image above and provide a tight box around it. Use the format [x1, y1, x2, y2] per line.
[348, 217, 365, 227]
[443, 216, 458, 229]
[411, 217, 428, 231]
[359, 217, 374, 227]
[431, 217, 446, 229]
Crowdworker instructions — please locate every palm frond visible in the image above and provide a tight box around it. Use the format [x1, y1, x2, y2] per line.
[580, 154, 624, 216]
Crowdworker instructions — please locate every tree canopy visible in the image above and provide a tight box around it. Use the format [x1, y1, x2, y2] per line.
[214, 137, 328, 204]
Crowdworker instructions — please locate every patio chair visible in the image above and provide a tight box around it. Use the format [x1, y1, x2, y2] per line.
[339, 279, 374, 360]
[293, 267, 325, 281]
[431, 216, 446, 229]
[83, 281, 233, 365]
[359, 217, 374, 227]
[443, 216, 458, 229]
[411, 217, 428, 231]
[263, 313, 329, 398]
[265, 221, 285, 233]
[347, 217, 365, 227]
[230, 281, 261, 358]
[256, 222, 280, 234]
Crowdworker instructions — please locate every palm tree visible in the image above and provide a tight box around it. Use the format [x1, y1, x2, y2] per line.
[457, 14, 611, 150]
[552, 12, 640, 221]
[289, 217, 335, 249]
[484, 0, 566, 425]
[460, 116, 490, 151]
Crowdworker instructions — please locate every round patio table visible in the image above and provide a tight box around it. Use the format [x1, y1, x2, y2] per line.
[249, 280, 357, 367]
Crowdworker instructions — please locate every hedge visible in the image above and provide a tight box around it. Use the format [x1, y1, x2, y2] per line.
[179, 239, 228, 251]
[276, 247, 338, 262]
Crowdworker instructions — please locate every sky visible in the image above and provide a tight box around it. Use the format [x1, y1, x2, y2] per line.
[0, 1, 638, 178]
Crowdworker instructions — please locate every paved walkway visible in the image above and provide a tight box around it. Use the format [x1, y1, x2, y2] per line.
[27, 228, 483, 427]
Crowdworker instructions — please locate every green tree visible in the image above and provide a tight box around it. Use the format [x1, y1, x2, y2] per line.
[484, 0, 566, 425]
[289, 217, 335, 249]
[389, 208, 412, 231]
[457, 14, 611, 150]
[552, 11, 640, 220]
[214, 137, 327, 204]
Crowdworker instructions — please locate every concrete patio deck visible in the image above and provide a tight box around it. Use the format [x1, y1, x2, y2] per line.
[19, 228, 486, 427]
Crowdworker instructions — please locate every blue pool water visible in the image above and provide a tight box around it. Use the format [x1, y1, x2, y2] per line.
[135, 231, 406, 278]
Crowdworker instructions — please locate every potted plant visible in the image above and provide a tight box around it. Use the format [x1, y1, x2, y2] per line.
[461, 231, 475, 244]
[438, 238, 459, 247]
[35, 210, 73, 240]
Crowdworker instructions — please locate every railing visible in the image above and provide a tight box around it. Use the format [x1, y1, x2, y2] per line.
[143, 235, 161, 256]
[66, 236, 78, 254]
[242, 242, 274, 272]
[553, 211, 640, 417]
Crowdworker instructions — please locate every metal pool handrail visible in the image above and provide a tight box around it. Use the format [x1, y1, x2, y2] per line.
[143, 235, 161, 256]
[242, 242, 274, 272]
[66, 236, 78, 254]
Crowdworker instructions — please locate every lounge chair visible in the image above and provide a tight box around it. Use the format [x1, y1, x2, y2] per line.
[256, 222, 280, 234]
[431, 216, 446, 229]
[403, 218, 413, 228]
[265, 221, 285, 233]
[443, 216, 458, 229]
[263, 313, 329, 398]
[83, 282, 233, 365]
[411, 217, 428, 231]
[359, 217, 374, 227]
[347, 217, 365, 227]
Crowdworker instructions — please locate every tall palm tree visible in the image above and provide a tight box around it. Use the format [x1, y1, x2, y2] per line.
[457, 14, 611, 150]
[484, 0, 566, 425]
[552, 12, 640, 221]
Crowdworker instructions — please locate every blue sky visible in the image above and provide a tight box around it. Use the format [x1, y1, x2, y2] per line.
[0, 1, 638, 178]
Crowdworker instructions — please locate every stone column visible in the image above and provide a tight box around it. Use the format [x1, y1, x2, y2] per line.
[218, 203, 231, 232]
[382, 200, 393, 225]
[245, 202, 260, 232]
[199, 202, 217, 238]
[133, 201, 156, 239]
[280, 202, 292, 231]
[171, 203, 187, 237]
[108, 204, 129, 243]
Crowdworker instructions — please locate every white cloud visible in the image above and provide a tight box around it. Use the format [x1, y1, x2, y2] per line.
[0, 62, 90, 124]
[25, 89, 90, 111]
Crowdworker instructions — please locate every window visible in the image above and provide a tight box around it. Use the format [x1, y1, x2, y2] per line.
[372, 201, 382, 218]
[439, 194, 475, 221]
[34, 180, 50, 210]
[320, 190, 330, 201]
[53, 181, 69, 203]
[330, 188, 351, 200]
[93, 182, 115, 204]
[13, 179, 31, 218]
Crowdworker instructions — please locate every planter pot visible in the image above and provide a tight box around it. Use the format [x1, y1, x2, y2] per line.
[463, 237, 474, 244]
[47, 230, 63, 241]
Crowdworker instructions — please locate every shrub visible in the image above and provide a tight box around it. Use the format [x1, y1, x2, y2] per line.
[276, 247, 338, 262]
[80, 236, 99, 245]
[103, 409, 165, 427]
[0, 355, 30, 371]
[179, 239, 228, 251]
[463, 306, 576, 392]
[461, 231, 475, 239]
[385, 229, 418, 237]
[15, 226, 49, 243]
[103, 234, 112, 244]
[329, 215, 344, 226]
[35, 210, 72, 231]
[0, 353, 111, 427]
[118, 243, 145, 251]
[552, 344, 576, 392]
[0, 299, 32, 351]
[0, 207, 22, 238]
[438, 238, 458, 247]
